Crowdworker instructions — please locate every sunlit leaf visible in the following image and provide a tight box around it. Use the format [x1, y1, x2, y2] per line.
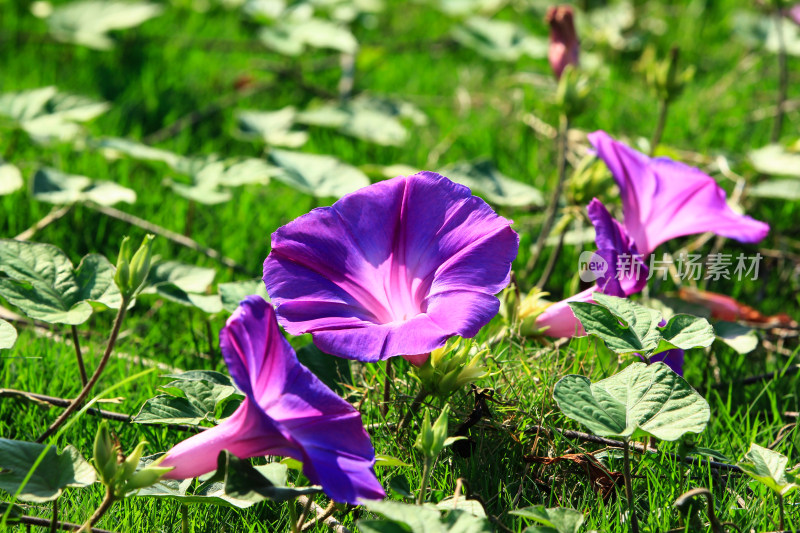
[210, 451, 322, 503]
[436, 498, 486, 518]
[0, 439, 96, 502]
[218, 279, 270, 313]
[134, 370, 241, 426]
[511, 506, 584, 533]
[32, 167, 136, 206]
[259, 18, 357, 55]
[95, 137, 183, 167]
[167, 155, 277, 203]
[452, 16, 547, 61]
[0, 86, 109, 144]
[360, 499, 493, 533]
[0, 160, 23, 196]
[0, 240, 122, 325]
[580, 1, 641, 51]
[440, 160, 544, 207]
[48, 0, 164, 50]
[268, 149, 370, 197]
[0, 319, 17, 350]
[714, 321, 758, 355]
[568, 293, 715, 356]
[733, 11, 800, 56]
[748, 144, 800, 177]
[553, 362, 710, 441]
[738, 443, 800, 496]
[428, 0, 506, 17]
[142, 260, 222, 313]
[236, 107, 309, 148]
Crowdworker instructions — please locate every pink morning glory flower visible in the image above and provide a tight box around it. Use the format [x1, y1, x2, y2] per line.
[534, 199, 647, 337]
[546, 5, 580, 80]
[263, 171, 519, 364]
[587, 131, 769, 257]
[787, 4, 800, 26]
[160, 296, 385, 505]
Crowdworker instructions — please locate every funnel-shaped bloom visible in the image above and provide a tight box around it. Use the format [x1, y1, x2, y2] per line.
[788, 4, 800, 26]
[533, 199, 647, 337]
[160, 296, 384, 505]
[263, 171, 519, 363]
[546, 5, 579, 79]
[588, 131, 769, 256]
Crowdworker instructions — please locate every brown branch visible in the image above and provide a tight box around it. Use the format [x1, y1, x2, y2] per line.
[1, 388, 204, 433]
[17, 515, 115, 533]
[86, 203, 249, 275]
[296, 496, 351, 533]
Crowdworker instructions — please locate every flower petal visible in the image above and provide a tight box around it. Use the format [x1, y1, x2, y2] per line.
[534, 286, 597, 337]
[161, 401, 295, 480]
[588, 131, 769, 255]
[165, 296, 384, 504]
[264, 172, 518, 361]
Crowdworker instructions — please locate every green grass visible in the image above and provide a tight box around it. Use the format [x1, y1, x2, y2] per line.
[1, 0, 800, 531]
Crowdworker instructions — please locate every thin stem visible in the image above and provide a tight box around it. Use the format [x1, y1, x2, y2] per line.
[301, 501, 336, 532]
[296, 496, 314, 531]
[78, 489, 114, 533]
[49, 497, 58, 533]
[37, 298, 130, 443]
[778, 493, 785, 531]
[381, 358, 393, 417]
[535, 216, 569, 289]
[288, 497, 300, 533]
[71, 326, 88, 387]
[180, 505, 188, 533]
[772, 0, 788, 143]
[622, 439, 640, 533]
[86, 203, 248, 274]
[417, 459, 432, 505]
[650, 98, 669, 156]
[397, 388, 429, 433]
[15, 205, 73, 241]
[526, 114, 570, 276]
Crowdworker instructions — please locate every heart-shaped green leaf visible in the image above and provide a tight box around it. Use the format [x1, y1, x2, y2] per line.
[134, 370, 241, 426]
[236, 107, 309, 148]
[95, 137, 182, 167]
[258, 17, 357, 56]
[47, 0, 164, 50]
[451, 16, 547, 61]
[439, 160, 543, 207]
[0, 86, 109, 144]
[141, 260, 222, 313]
[0, 319, 17, 350]
[738, 443, 800, 496]
[268, 149, 370, 198]
[553, 362, 710, 441]
[210, 451, 322, 503]
[0, 160, 23, 195]
[360, 499, 493, 533]
[748, 144, 800, 178]
[511, 506, 584, 533]
[218, 280, 269, 313]
[33, 167, 136, 206]
[568, 293, 715, 356]
[0, 439, 96, 502]
[0, 240, 122, 324]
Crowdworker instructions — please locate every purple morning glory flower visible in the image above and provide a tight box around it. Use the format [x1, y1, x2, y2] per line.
[263, 171, 519, 364]
[645, 349, 685, 376]
[587, 131, 769, 256]
[534, 199, 647, 337]
[160, 296, 385, 505]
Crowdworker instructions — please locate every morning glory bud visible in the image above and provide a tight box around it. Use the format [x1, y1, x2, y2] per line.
[410, 338, 488, 398]
[546, 5, 579, 80]
[414, 407, 451, 462]
[114, 236, 133, 296]
[93, 422, 119, 485]
[115, 234, 155, 299]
